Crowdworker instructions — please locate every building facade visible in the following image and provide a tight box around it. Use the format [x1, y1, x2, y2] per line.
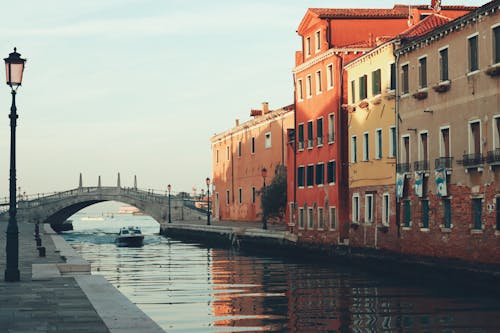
[211, 103, 293, 222]
[395, 1, 500, 264]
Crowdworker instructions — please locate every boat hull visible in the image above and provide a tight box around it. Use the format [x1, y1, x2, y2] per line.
[115, 235, 144, 247]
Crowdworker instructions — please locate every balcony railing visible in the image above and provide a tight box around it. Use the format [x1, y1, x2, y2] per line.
[396, 163, 411, 173]
[435, 156, 453, 169]
[461, 153, 484, 168]
[487, 148, 500, 165]
[413, 160, 429, 171]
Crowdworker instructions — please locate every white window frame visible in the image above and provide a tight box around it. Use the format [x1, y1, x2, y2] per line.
[492, 115, 500, 149]
[365, 193, 374, 224]
[418, 130, 429, 161]
[265, 132, 272, 149]
[315, 30, 321, 53]
[363, 131, 369, 161]
[389, 126, 396, 158]
[401, 134, 411, 165]
[417, 54, 428, 89]
[315, 70, 322, 95]
[307, 207, 314, 229]
[351, 135, 358, 163]
[388, 61, 396, 92]
[251, 137, 255, 154]
[252, 186, 256, 203]
[317, 117, 324, 146]
[329, 206, 337, 230]
[226, 146, 230, 160]
[328, 113, 335, 143]
[352, 193, 360, 223]
[216, 149, 219, 163]
[375, 128, 383, 160]
[317, 207, 324, 230]
[493, 23, 500, 65]
[297, 79, 304, 101]
[467, 32, 480, 74]
[400, 61, 410, 96]
[298, 207, 305, 229]
[226, 190, 230, 205]
[238, 187, 242, 204]
[306, 74, 312, 98]
[468, 119, 482, 154]
[439, 125, 451, 157]
[382, 192, 390, 226]
[237, 141, 242, 157]
[327, 63, 334, 90]
[305, 36, 311, 57]
[438, 45, 450, 82]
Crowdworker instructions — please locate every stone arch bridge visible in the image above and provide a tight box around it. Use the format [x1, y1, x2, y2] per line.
[0, 186, 206, 226]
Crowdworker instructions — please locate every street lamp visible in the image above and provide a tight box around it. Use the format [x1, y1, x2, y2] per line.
[4, 48, 26, 282]
[206, 177, 211, 225]
[167, 184, 172, 223]
[261, 167, 268, 230]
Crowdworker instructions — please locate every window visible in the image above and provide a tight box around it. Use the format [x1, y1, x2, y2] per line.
[251, 137, 255, 154]
[216, 149, 219, 163]
[372, 69, 381, 96]
[365, 194, 374, 223]
[401, 63, 409, 94]
[422, 200, 429, 229]
[402, 135, 410, 165]
[298, 207, 305, 229]
[298, 123, 304, 150]
[297, 166, 305, 188]
[375, 128, 382, 159]
[315, 70, 322, 94]
[307, 207, 314, 229]
[494, 25, 500, 64]
[328, 113, 335, 143]
[305, 37, 311, 56]
[419, 132, 428, 163]
[389, 62, 396, 90]
[265, 132, 272, 149]
[440, 127, 450, 157]
[352, 194, 360, 223]
[389, 126, 396, 157]
[226, 146, 230, 160]
[496, 197, 500, 231]
[327, 64, 334, 89]
[226, 190, 230, 205]
[363, 132, 369, 161]
[351, 136, 358, 163]
[468, 34, 479, 72]
[318, 207, 324, 229]
[238, 188, 242, 204]
[315, 30, 321, 52]
[439, 47, 449, 81]
[238, 141, 242, 157]
[329, 206, 337, 230]
[351, 80, 356, 103]
[316, 163, 324, 185]
[382, 193, 390, 226]
[443, 198, 451, 228]
[327, 160, 336, 184]
[404, 200, 411, 227]
[493, 116, 500, 149]
[472, 198, 482, 230]
[317, 118, 323, 146]
[297, 79, 304, 101]
[252, 187, 256, 203]
[306, 165, 314, 187]
[307, 121, 313, 149]
[359, 75, 367, 100]
[306, 75, 312, 98]
[418, 56, 427, 88]
[469, 120, 481, 154]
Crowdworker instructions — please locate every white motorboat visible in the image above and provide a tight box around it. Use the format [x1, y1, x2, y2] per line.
[115, 226, 144, 247]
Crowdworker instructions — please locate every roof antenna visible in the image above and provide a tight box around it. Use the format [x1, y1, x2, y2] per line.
[407, 1, 413, 27]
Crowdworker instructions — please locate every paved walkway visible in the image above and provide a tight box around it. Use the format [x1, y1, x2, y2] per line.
[175, 217, 289, 231]
[0, 219, 164, 333]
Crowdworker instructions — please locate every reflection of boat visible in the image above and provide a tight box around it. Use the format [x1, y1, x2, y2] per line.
[115, 226, 144, 247]
[81, 217, 105, 221]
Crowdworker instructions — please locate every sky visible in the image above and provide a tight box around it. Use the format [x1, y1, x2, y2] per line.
[0, 0, 487, 198]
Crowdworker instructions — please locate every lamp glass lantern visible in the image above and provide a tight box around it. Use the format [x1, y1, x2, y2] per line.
[4, 48, 26, 87]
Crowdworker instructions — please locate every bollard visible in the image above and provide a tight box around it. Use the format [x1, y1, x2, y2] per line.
[37, 246, 46, 257]
[35, 237, 42, 247]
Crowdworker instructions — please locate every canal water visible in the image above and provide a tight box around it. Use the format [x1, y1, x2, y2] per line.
[63, 203, 500, 333]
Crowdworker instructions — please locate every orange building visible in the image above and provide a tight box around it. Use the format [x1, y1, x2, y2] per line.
[287, 3, 475, 247]
[211, 103, 293, 222]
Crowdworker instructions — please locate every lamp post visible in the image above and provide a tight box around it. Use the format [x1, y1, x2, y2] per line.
[4, 48, 26, 282]
[261, 167, 268, 230]
[206, 177, 211, 225]
[167, 184, 172, 223]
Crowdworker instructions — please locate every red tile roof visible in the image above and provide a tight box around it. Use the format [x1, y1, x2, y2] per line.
[398, 14, 451, 38]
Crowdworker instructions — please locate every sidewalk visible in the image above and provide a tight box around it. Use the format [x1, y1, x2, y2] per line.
[174, 217, 289, 231]
[0, 219, 164, 333]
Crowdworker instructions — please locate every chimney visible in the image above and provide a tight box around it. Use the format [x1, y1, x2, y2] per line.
[262, 102, 269, 114]
[431, 0, 441, 12]
[235, 119, 239, 127]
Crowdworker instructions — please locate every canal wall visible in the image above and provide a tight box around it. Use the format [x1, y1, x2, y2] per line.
[160, 222, 500, 295]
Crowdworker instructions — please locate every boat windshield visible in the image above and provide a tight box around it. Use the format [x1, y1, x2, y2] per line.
[133, 230, 142, 234]
[121, 229, 129, 234]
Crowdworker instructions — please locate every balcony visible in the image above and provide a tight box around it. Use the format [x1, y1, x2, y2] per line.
[413, 160, 429, 172]
[396, 163, 411, 173]
[435, 157, 453, 169]
[460, 153, 484, 172]
[487, 148, 500, 166]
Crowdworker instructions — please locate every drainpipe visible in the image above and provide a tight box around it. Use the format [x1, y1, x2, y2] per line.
[327, 19, 332, 49]
[334, 53, 346, 243]
[292, 73, 297, 232]
[394, 41, 401, 239]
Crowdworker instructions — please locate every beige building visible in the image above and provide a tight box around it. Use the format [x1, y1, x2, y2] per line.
[395, 1, 500, 264]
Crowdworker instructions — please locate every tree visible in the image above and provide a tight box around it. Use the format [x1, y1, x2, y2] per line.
[261, 165, 287, 221]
